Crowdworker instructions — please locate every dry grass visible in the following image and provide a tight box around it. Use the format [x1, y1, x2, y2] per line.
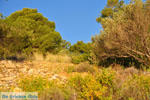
[1, 59, 150, 100]
[32, 52, 71, 63]
[46, 53, 71, 63]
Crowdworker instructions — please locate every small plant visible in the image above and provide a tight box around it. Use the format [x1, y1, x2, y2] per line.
[40, 86, 73, 100]
[96, 68, 115, 87]
[17, 75, 73, 100]
[119, 74, 150, 100]
[75, 62, 94, 73]
[64, 66, 76, 73]
[68, 73, 111, 100]
[18, 75, 48, 92]
[71, 54, 86, 64]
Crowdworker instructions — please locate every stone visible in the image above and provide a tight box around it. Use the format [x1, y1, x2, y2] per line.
[1, 77, 14, 81]
[28, 68, 37, 74]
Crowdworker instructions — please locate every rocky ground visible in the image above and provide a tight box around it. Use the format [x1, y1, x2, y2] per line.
[1, 60, 150, 92]
[0, 60, 74, 88]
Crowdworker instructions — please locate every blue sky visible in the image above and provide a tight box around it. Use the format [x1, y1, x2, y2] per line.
[0, 0, 132, 44]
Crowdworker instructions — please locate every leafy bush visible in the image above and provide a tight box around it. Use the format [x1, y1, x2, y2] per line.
[0, 8, 62, 59]
[18, 75, 73, 100]
[8, 65, 150, 100]
[93, 0, 150, 68]
[69, 41, 92, 64]
[96, 68, 115, 87]
[64, 66, 76, 73]
[71, 53, 89, 64]
[75, 62, 94, 73]
[68, 73, 112, 100]
[18, 75, 48, 92]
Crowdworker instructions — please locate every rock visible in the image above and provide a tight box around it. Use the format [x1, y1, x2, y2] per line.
[50, 74, 59, 80]
[19, 68, 27, 73]
[6, 63, 16, 69]
[28, 68, 37, 74]
[28, 69, 34, 74]
[1, 77, 15, 81]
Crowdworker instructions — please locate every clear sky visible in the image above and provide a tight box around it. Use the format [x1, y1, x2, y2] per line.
[0, 0, 133, 44]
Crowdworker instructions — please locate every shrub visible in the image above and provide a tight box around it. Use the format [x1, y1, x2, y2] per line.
[71, 53, 89, 64]
[75, 62, 94, 73]
[69, 41, 92, 64]
[119, 75, 150, 100]
[96, 68, 115, 87]
[93, 0, 150, 68]
[64, 66, 76, 73]
[17, 75, 73, 100]
[18, 75, 48, 92]
[40, 86, 73, 100]
[68, 73, 112, 100]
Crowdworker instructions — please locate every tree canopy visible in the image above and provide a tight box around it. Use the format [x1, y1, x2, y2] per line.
[69, 41, 92, 54]
[96, 0, 124, 24]
[69, 41, 92, 64]
[0, 8, 62, 58]
[93, 0, 150, 67]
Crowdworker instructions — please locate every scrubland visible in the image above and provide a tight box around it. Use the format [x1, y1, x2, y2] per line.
[0, 53, 150, 100]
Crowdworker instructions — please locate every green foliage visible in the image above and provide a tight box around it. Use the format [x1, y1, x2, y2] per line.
[0, 8, 62, 59]
[64, 66, 76, 73]
[107, 0, 119, 7]
[18, 75, 73, 100]
[16, 65, 150, 100]
[101, 7, 113, 18]
[98, 57, 142, 68]
[71, 53, 89, 64]
[61, 40, 71, 49]
[0, 13, 3, 19]
[94, 0, 150, 68]
[96, 68, 115, 87]
[69, 41, 92, 54]
[69, 41, 92, 64]
[96, 0, 124, 23]
[69, 74, 111, 100]
[18, 75, 48, 92]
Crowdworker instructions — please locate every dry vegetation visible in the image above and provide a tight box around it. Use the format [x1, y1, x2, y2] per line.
[0, 54, 150, 100]
[1, 0, 150, 100]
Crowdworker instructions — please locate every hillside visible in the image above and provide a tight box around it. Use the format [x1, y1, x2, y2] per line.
[0, 57, 150, 100]
[1, 0, 150, 100]
[0, 59, 74, 87]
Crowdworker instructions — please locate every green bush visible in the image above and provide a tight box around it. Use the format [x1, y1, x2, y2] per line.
[18, 75, 48, 92]
[64, 66, 76, 73]
[69, 41, 92, 64]
[71, 53, 89, 64]
[68, 73, 112, 100]
[18, 75, 73, 100]
[96, 68, 115, 87]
